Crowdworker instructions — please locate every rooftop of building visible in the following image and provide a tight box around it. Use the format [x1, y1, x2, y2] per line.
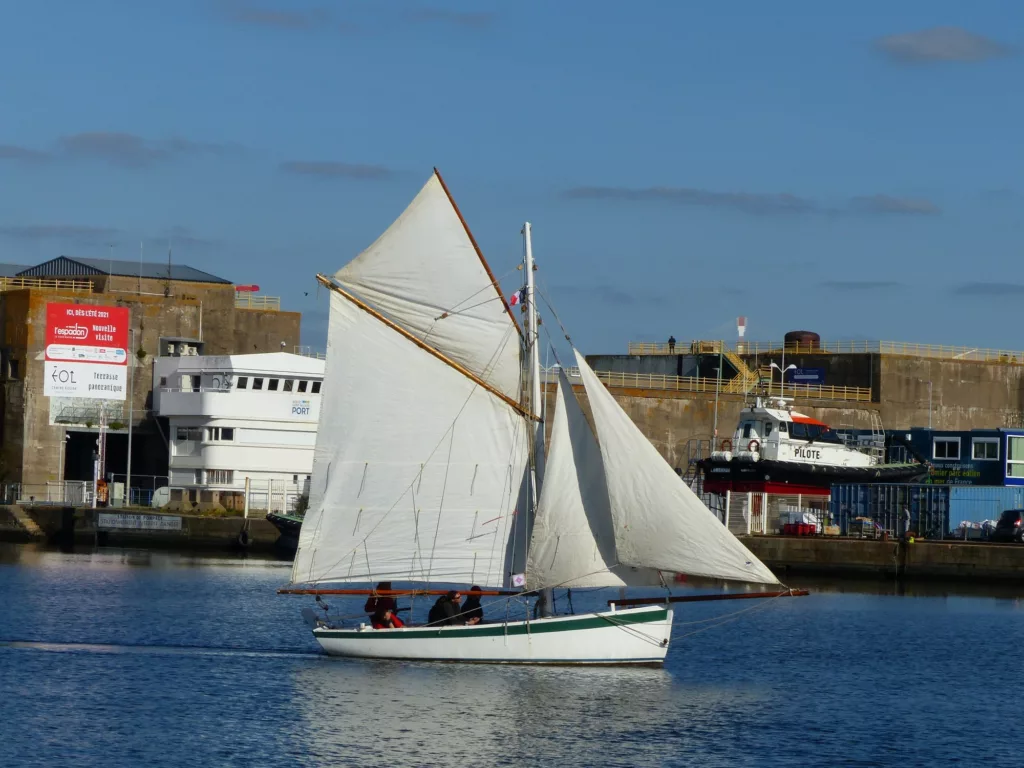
[157, 351, 326, 377]
[0, 263, 30, 277]
[628, 339, 1024, 365]
[17, 255, 231, 284]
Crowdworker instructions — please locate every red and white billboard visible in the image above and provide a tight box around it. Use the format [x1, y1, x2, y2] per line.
[44, 303, 130, 400]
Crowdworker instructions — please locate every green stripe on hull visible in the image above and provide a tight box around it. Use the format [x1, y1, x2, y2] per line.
[315, 607, 669, 640]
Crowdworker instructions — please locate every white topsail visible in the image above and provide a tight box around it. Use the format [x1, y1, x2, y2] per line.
[336, 172, 522, 402]
[573, 350, 780, 585]
[290, 291, 530, 587]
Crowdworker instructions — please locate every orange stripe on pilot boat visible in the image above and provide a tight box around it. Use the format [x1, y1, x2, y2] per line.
[790, 414, 829, 427]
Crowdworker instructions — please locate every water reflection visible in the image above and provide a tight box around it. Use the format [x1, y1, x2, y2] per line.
[289, 660, 759, 767]
[2, 543, 1022, 767]
[0, 542, 290, 571]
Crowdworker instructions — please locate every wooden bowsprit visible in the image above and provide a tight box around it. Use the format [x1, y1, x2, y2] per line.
[609, 589, 810, 607]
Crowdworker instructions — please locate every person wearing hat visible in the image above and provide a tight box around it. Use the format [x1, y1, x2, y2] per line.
[461, 586, 484, 625]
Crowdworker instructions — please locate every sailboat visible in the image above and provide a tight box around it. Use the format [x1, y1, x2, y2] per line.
[280, 169, 783, 664]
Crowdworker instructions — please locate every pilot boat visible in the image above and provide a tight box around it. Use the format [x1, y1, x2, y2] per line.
[697, 396, 928, 495]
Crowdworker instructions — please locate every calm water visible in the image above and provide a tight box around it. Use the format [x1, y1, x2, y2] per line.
[1, 544, 1021, 767]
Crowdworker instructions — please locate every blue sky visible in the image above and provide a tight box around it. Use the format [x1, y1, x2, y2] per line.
[1, 1, 1021, 354]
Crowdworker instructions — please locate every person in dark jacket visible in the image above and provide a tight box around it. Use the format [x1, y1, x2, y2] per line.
[427, 591, 463, 626]
[462, 586, 484, 625]
[364, 582, 397, 621]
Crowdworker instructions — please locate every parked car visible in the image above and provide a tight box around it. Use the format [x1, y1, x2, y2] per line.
[990, 509, 1024, 543]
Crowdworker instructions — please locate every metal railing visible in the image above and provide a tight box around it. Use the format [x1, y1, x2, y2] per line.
[293, 346, 326, 360]
[166, 480, 305, 515]
[0, 276, 93, 294]
[234, 294, 281, 311]
[2, 481, 92, 506]
[628, 339, 1024, 364]
[544, 366, 871, 402]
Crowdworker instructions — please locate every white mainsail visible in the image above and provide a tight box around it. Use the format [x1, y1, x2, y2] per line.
[336, 171, 522, 402]
[574, 350, 780, 585]
[527, 370, 660, 588]
[290, 290, 530, 588]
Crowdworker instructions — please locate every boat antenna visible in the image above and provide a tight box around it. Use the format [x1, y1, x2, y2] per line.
[165, 239, 172, 298]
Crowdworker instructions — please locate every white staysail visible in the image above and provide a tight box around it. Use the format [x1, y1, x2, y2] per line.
[290, 291, 530, 588]
[574, 350, 780, 585]
[336, 171, 522, 402]
[527, 370, 662, 588]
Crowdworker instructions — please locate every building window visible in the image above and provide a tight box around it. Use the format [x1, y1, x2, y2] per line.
[311, 381, 322, 394]
[972, 438, 999, 461]
[283, 380, 294, 392]
[176, 427, 202, 441]
[268, 378, 280, 391]
[237, 376, 248, 390]
[297, 380, 308, 393]
[206, 469, 233, 485]
[205, 427, 235, 441]
[933, 437, 960, 460]
[194, 469, 203, 484]
[1007, 437, 1024, 478]
[252, 378, 264, 390]
[8, 359, 18, 379]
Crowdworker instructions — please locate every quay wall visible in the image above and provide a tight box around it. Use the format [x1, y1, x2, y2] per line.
[550, 385, 885, 470]
[567, 354, 1024, 466]
[742, 536, 1024, 581]
[0, 505, 284, 553]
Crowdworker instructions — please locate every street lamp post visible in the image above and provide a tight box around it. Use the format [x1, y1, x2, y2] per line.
[58, 431, 70, 499]
[770, 362, 797, 400]
[126, 327, 135, 507]
[712, 365, 722, 447]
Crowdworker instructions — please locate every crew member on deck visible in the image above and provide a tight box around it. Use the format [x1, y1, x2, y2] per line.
[372, 607, 404, 630]
[462, 586, 484, 625]
[427, 591, 463, 626]
[364, 581, 397, 622]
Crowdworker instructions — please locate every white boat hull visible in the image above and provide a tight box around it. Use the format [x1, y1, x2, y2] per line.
[312, 605, 673, 665]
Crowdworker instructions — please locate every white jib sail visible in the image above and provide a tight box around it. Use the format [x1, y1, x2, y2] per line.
[574, 350, 780, 585]
[336, 171, 522, 402]
[290, 291, 530, 587]
[527, 369, 662, 588]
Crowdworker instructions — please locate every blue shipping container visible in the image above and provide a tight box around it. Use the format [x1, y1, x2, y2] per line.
[830, 484, 948, 537]
[948, 486, 1024, 529]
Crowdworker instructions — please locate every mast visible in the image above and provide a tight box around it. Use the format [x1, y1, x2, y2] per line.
[524, 222, 553, 616]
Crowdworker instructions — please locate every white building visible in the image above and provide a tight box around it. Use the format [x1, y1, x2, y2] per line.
[154, 351, 325, 511]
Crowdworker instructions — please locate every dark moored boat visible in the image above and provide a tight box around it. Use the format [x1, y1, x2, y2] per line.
[266, 511, 303, 554]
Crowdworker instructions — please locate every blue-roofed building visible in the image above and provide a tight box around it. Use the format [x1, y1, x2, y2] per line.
[16, 255, 231, 285]
[0, 263, 30, 278]
[0, 254, 300, 495]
